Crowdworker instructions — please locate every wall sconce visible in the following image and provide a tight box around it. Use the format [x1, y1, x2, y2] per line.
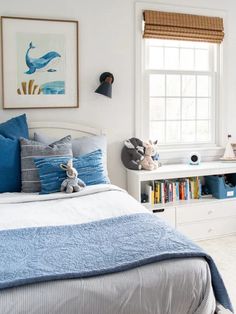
[95, 72, 114, 98]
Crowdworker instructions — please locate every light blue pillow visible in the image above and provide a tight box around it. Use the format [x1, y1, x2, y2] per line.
[0, 114, 29, 192]
[34, 150, 110, 194]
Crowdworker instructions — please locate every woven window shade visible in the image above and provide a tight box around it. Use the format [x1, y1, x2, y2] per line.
[143, 10, 224, 43]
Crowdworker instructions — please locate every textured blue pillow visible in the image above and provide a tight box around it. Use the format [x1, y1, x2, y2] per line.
[34, 150, 110, 194]
[0, 114, 29, 192]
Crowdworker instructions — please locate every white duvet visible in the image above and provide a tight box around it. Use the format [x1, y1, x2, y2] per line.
[0, 184, 147, 231]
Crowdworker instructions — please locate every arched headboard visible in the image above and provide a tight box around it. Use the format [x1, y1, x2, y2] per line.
[29, 121, 103, 139]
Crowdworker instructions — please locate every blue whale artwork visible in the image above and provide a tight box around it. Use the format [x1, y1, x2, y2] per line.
[25, 42, 61, 74]
[40, 81, 65, 94]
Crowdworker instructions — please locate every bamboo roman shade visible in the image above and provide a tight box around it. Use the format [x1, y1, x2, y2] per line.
[143, 10, 224, 43]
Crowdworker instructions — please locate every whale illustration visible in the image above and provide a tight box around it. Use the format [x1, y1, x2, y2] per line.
[25, 42, 61, 74]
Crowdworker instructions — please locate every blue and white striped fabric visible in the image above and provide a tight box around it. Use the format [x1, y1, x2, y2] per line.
[34, 149, 110, 194]
[20, 136, 72, 193]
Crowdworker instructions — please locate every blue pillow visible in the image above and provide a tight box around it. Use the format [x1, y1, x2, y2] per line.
[34, 150, 110, 194]
[0, 114, 29, 192]
[0, 136, 21, 193]
[0, 114, 28, 139]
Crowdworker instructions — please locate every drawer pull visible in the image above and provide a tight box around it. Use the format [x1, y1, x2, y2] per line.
[153, 208, 165, 213]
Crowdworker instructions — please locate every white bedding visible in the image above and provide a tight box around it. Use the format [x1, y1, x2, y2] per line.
[0, 184, 231, 314]
[0, 184, 147, 231]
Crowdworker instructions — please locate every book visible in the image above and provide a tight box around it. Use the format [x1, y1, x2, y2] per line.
[157, 182, 161, 203]
[145, 184, 153, 204]
[161, 182, 165, 204]
[173, 182, 177, 202]
[143, 177, 202, 204]
[186, 178, 190, 200]
[176, 182, 179, 201]
[179, 181, 185, 200]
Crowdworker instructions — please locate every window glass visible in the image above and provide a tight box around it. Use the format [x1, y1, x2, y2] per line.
[145, 38, 216, 145]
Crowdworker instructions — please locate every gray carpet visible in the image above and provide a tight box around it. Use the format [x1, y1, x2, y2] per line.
[198, 235, 236, 309]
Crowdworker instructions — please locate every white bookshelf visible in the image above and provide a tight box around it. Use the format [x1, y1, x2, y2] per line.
[127, 161, 236, 240]
[143, 195, 213, 210]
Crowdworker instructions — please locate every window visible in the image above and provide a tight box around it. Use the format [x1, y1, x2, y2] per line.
[144, 38, 219, 146]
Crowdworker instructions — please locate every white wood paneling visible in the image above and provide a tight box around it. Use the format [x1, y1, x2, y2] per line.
[127, 161, 236, 240]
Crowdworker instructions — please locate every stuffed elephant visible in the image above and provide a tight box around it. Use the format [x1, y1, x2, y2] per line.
[60, 159, 86, 193]
[121, 137, 145, 170]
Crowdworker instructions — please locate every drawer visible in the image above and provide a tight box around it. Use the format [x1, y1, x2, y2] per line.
[178, 216, 236, 241]
[152, 207, 175, 227]
[177, 200, 236, 224]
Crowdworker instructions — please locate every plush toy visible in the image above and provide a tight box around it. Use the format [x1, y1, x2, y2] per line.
[60, 159, 86, 193]
[140, 141, 158, 171]
[121, 137, 145, 170]
[150, 140, 160, 162]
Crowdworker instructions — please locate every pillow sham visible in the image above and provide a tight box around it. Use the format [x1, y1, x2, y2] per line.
[34, 132, 108, 173]
[20, 136, 72, 193]
[34, 149, 110, 194]
[0, 114, 29, 192]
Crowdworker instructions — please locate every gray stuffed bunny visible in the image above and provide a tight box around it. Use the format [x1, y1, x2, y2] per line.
[60, 159, 86, 193]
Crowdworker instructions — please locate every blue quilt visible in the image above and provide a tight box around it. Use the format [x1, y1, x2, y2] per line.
[0, 213, 233, 312]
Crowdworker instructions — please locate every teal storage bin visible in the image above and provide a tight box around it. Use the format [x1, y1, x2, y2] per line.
[205, 174, 236, 199]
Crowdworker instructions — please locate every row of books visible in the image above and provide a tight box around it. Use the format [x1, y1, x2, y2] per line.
[144, 177, 202, 205]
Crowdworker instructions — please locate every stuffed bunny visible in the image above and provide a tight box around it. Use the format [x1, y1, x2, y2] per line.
[60, 159, 86, 193]
[140, 141, 158, 171]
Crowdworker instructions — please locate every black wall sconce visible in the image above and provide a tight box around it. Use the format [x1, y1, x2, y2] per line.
[95, 72, 114, 98]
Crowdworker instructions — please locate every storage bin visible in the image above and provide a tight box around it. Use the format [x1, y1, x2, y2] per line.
[205, 174, 236, 199]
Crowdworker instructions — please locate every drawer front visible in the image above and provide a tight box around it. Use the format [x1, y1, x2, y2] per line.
[178, 217, 236, 241]
[152, 207, 175, 227]
[177, 201, 236, 224]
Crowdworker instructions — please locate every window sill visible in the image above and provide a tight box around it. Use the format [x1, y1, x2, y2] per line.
[158, 145, 224, 164]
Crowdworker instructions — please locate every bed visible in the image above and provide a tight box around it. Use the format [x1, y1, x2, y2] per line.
[0, 121, 233, 314]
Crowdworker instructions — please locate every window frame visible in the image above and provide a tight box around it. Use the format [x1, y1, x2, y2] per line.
[135, 2, 225, 156]
[143, 39, 218, 148]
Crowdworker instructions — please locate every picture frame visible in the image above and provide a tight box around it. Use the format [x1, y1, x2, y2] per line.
[1, 16, 79, 109]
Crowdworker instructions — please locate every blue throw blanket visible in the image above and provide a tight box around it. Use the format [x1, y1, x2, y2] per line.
[0, 213, 233, 312]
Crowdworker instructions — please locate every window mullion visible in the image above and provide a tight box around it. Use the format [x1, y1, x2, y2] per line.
[164, 75, 167, 143]
[180, 74, 182, 143]
[195, 74, 198, 142]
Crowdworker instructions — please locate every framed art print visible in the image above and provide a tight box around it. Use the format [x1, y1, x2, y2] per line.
[1, 16, 79, 109]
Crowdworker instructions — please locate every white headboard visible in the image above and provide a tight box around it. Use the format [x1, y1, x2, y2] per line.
[29, 121, 103, 139]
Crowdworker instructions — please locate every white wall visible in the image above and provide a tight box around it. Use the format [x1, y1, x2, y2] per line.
[0, 0, 236, 188]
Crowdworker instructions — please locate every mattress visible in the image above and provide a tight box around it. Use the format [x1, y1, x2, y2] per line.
[0, 184, 230, 314]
